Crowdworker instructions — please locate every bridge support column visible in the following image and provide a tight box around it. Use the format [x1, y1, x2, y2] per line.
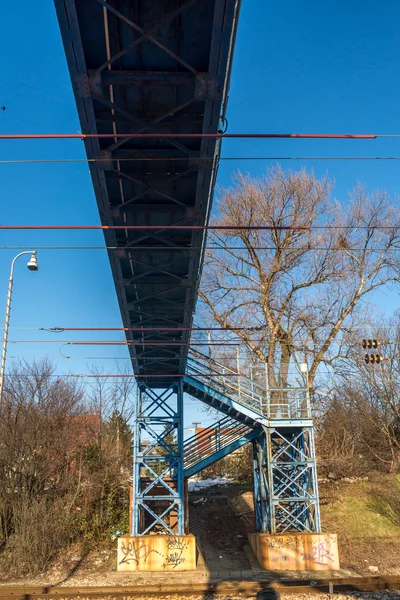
[251, 425, 339, 570]
[118, 381, 196, 572]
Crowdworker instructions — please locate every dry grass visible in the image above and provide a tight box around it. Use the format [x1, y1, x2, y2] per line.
[320, 475, 400, 574]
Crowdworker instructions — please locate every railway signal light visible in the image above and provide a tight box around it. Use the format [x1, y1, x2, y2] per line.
[364, 354, 395, 365]
[362, 339, 378, 349]
[364, 353, 382, 364]
[362, 339, 391, 350]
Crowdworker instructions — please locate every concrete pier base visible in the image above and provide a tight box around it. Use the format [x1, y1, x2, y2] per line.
[117, 534, 196, 572]
[248, 532, 340, 571]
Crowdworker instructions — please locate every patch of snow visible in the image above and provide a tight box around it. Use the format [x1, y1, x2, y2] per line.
[188, 477, 230, 492]
[193, 496, 206, 504]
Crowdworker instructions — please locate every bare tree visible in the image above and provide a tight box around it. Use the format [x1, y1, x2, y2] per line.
[0, 359, 134, 575]
[0, 359, 85, 498]
[85, 364, 136, 455]
[199, 165, 400, 388]
[340, 323, 400, 472]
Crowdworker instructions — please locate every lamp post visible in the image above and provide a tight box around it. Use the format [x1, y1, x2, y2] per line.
[0, 251, 39, 404]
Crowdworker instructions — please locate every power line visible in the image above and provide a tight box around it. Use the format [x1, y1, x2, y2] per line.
[7, 341, 241, 345]
[3, 372, 261, 378]
[3, 156, 400, 164]
[0, 245, 398, 252]
[43, 326, 265, 332]
[0, 133, 378, 140]
[0, 225, 398, 231]
[0, 225, 308, 231]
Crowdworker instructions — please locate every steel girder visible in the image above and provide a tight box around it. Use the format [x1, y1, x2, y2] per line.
[132, 382, 185, 535]
[54, 0, 242, 386]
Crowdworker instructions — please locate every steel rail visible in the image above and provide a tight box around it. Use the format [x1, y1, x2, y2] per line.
[0, 576, 398, 598]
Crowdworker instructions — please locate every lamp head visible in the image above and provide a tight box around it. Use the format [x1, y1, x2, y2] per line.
[27, 252, 38, 271]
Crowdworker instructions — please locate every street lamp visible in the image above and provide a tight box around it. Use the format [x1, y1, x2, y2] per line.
[0, 251, 39, 403]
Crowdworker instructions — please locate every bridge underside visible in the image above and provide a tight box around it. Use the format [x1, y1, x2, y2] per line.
[55, 0, 241, 386]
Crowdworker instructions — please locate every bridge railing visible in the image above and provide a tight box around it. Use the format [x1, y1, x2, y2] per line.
[186, 349, 311, 420]
[186, 350, 266, 412]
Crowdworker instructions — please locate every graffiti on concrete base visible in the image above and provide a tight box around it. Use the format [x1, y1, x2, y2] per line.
[119, 540, 161, 565]
[301, 542, 336, 566]
[119, 537, 190, 569]
[267, 536, 297, 549]
[262, 534, 338, 568]
[163, 537, 189, 569]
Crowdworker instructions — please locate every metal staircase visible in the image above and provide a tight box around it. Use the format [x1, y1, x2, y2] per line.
[183, 350, 321, 534]
[183, 416, 261, 478]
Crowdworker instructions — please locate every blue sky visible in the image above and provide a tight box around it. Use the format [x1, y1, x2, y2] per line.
[0, 0, 399, 429]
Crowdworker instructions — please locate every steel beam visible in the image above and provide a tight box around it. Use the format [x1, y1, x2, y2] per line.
[96, 70, 202, 87]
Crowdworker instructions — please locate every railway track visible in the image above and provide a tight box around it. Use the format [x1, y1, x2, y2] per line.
[0, 576, 398, 599]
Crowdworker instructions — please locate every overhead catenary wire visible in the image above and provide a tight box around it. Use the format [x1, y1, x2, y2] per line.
[3, 323, 399, 331]
[4, 360, 348, 373]
[5, 354, 334, 364]
[0, 245, 398, 252]
[3, 156, 400, 164]
[0, 132, 379, 139]
[43, 326, 268, 331]
[7, 341, 245, 345]
[0, 225, 398, 231]
[0, 367, 365, 379]
[2, 373, 258, 379]
[0, 225, 308, 231]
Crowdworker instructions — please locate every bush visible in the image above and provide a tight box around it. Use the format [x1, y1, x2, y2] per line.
[369, 476, 400, 527]
[0, 360, 134, 577]
[1, 496, 76, 576]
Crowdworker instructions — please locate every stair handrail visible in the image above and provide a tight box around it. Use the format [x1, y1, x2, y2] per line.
[187, 351, 268, 409]
[183, 416, 252, 470]
[186, 349, 310, 420]
[189, 348, 270, 391]
[184, 420, 249, 450]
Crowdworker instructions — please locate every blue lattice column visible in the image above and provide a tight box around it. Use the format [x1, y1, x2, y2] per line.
[253, 425, 320, 534]
[118, 381, 196, 572]
[131, 382, 185, 536]
[249, 369, 339, 570]
[252, 434, 269, 532]
[265, 425, 321, 534]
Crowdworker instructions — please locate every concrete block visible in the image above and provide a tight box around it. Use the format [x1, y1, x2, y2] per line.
[248, 532, 340, 571]
[228, 570, 242, 578]
[117, 534, 196, 572]
[241, 569, 254, 578]
[217, 569, 231, 579]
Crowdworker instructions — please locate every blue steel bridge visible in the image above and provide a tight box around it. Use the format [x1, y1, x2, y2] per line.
[55, 0, 320, 538]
